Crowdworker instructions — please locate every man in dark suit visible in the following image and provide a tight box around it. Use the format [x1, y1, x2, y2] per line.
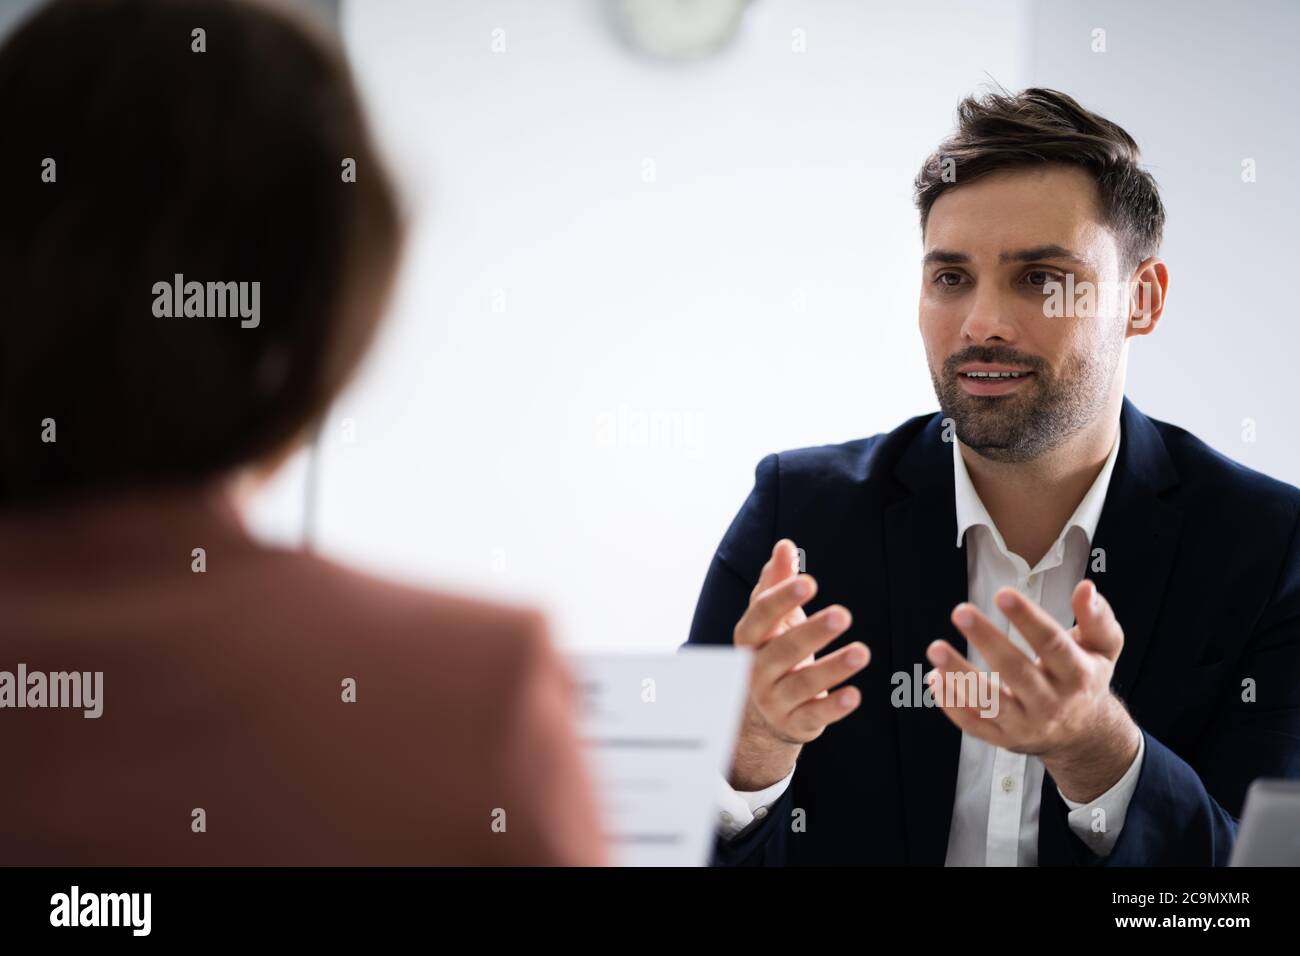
[687, 88, 1300, 866]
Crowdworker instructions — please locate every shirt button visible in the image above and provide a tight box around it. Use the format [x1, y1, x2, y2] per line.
[720, 811, 733, 824]
[1001, 775, 1016, 793]
[754, 807, 768, 820]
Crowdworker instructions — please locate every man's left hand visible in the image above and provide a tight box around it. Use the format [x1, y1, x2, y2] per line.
[925, 578, 1142, 803]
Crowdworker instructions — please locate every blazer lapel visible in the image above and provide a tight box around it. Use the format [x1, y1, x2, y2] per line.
[885, 415, 968, 865]
[1038, 397, 1183, 863]
[1086, 398, 1183, 702]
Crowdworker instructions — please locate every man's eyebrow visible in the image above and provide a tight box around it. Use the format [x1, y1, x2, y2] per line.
[921, 245, 1095, 268]
[921, 249, 969, 266]
[999, 244, 1092, 267]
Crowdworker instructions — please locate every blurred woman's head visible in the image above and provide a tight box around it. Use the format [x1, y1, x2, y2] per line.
[0, 0, 403, 508]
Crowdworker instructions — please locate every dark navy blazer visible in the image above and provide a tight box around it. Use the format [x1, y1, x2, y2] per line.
[686, 398, 1300, 865]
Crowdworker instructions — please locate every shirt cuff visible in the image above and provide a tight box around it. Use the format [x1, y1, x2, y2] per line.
[715, 766, 795, 840]
[1059, 730, 1146, 857]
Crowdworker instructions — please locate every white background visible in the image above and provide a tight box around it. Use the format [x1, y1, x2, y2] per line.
[31, 0, 1276, 654]
[254, 0, 1032, 652]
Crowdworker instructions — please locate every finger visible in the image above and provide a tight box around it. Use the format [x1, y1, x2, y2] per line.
[755, 604, 852, 680]
[785, 683, 862, 736]
[950, 603, 1053, 711]
[993, 587, 1087, 684]
[735, 574, 816, 648]
[925, 640, 1023, 723]
[1071, 579, 1123, 660]
[751, 538, 799, 601]
[773, 538, 801, 581]
[771, 640, 869, 713]
[927, 669, 1009, 746]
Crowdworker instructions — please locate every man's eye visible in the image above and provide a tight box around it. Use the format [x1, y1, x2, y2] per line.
[1024, 270, 1064, 288]
[936, 272, 964, 287]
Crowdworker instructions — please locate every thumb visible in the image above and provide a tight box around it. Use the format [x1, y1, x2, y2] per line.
[1071, 578, 1123, 660]
[771, 538, 801, 585]
[753, 538, 800, 600]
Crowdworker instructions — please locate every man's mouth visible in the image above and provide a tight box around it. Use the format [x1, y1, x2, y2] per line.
[956, 364, 1035, 396]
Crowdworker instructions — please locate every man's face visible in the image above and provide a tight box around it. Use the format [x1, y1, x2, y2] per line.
[919, 165, 1129, 462]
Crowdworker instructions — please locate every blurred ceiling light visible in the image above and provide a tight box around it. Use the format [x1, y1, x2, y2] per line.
[611, 0, 753, 61]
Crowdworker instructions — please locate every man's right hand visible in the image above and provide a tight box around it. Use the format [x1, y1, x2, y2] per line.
[729, 539, 869, 792]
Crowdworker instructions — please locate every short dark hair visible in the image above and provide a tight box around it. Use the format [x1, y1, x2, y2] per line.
[0, 0, 402, 507]
[914, 87, 1165, 273]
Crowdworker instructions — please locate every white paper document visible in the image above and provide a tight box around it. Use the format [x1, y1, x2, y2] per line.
[567, 647, 751, 866]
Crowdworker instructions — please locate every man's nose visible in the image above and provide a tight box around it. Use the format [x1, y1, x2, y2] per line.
[959, 286, 1019, 345]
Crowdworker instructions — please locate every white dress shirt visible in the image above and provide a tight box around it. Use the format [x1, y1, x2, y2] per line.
[716, 426, 1145, 865]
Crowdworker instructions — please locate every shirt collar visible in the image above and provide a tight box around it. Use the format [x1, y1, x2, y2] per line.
[952, 424, 1122, 552]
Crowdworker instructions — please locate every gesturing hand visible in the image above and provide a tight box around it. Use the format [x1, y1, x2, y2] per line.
[728, 539, 868, 791]
[925, 578, 1141, 803]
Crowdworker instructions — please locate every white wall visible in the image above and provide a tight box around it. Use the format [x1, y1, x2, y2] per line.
[239, 0, 1300, 653]
[248, 0, 1033, 651]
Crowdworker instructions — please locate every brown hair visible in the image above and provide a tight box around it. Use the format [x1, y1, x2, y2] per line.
[0, 0, 403, 507]
[914, 87, 1164, 272]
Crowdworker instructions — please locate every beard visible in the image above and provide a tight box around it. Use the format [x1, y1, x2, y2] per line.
[928, 335, 1121, 463]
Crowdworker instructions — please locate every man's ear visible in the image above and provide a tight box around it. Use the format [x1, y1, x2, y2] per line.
[1126, 257, 1168, 337]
